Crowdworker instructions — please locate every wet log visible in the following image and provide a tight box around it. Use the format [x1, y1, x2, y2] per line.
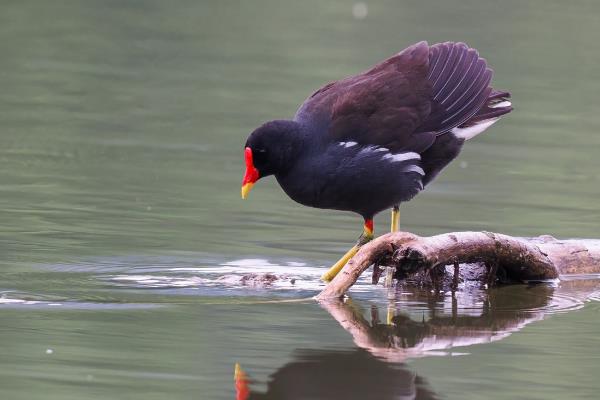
[316, 231, 600, 300]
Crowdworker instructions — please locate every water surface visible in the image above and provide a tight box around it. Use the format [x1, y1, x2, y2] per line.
[1, 1, 600, 399]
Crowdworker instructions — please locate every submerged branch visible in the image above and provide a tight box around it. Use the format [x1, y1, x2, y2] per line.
[316, 231, 600, 300]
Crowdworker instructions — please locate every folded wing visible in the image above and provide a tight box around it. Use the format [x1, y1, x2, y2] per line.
[295, 41, 511, 153]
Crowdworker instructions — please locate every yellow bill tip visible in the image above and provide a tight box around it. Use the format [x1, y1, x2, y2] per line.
[241, 182, 254, 199]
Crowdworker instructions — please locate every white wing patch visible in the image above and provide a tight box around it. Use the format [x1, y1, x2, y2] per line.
[451, 118, 499, 141]
[381, 152, 421, 162]
[339, 141, 358, 148]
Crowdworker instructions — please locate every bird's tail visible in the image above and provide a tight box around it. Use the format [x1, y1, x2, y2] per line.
[468, 90, 512, 123]
[451, 90, 512, 140]
[422, 42, 513, 140]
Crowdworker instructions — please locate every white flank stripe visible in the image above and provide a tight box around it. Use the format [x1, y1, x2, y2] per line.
[490, 100, 511, 109]
[382, 152, 421, 162]
[357, 145, 383, 155]
[451, 118, 499, 140]
[404, 165, 425, 175]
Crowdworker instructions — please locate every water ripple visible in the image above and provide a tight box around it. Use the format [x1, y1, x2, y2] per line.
[103, 257, 379, 296]
[0, 291, 157, 310]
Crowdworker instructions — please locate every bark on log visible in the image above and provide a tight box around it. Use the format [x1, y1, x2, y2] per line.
[316, 231, 600, 300]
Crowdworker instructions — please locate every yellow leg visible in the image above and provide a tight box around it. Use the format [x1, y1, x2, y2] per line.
[385, 206, 401, 300]
[321, 245, 360, 282]
[321, 219, 374, 282]
[386, 304, 395, 325]
[390, 205, 400, 232]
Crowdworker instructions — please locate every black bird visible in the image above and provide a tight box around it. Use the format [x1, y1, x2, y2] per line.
[241, 41, 512, 281]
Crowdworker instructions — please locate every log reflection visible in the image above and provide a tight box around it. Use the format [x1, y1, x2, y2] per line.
[321, 280, 599, 362]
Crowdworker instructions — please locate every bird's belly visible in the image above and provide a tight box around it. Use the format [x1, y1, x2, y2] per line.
[276, 163, 423, 218]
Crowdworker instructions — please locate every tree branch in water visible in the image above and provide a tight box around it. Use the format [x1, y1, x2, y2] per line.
[316, 231, 600, 300]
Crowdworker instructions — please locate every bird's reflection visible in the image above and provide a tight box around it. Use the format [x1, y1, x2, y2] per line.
[241, 349, 438, 400]
[238, 279, 600, 399]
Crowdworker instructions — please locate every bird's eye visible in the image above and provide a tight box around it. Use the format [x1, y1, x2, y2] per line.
[253, 148, 268, 166]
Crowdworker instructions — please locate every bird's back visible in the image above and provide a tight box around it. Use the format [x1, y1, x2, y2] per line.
[295, 41, 511, 153]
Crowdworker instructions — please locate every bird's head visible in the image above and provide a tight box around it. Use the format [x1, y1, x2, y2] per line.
[241, 120, 302, 199]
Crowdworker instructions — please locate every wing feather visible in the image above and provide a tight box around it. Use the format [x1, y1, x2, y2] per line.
[417, 42, 495, 134]
[295, 41, 509, 153]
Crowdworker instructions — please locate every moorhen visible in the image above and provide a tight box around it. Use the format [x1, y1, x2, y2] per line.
[241, 41, 512, 282]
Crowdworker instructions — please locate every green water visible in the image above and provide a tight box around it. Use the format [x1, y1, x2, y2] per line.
[1, 1, 600, 399]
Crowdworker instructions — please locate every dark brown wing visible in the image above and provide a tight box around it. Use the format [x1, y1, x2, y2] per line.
[416, 42, 494, 134]
[295, 41, 433, 152]
[294, 41, 500, 153]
